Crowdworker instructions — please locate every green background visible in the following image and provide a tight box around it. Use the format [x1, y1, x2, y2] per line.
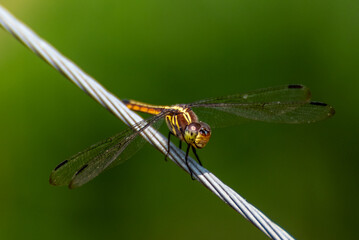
[0, 1, 358, 239]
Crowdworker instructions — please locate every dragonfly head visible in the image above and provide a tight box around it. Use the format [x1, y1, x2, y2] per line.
[184, 122, 211, 149]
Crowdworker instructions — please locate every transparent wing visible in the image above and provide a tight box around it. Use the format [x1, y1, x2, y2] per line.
[49, 111, 167, 189]
[188, 85, 335, 126]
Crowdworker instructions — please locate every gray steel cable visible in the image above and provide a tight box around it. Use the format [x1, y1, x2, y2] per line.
[0, 5, 295, 240]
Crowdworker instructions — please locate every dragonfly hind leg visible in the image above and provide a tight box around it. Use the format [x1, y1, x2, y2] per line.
[165, 132, 174, 162]
[185, 144, 202, 180]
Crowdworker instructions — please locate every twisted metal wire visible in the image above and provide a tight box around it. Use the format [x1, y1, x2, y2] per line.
[0, 5, 295, 240]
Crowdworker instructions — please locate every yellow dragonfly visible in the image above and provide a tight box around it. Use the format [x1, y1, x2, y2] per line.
[50, 84, 335, 188]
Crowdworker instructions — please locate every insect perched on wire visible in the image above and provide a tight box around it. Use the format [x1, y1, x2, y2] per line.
[49, 84, 335, 188]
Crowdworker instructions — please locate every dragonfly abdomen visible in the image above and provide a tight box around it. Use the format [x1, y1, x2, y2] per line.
[122, 99, 166, 115]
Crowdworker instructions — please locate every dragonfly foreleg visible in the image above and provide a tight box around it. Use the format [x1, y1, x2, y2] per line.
[191, 146, 202, 166]
[185, 144, 195, 180]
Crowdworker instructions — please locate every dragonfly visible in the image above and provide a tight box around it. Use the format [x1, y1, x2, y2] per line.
[49, 84, 335, 188]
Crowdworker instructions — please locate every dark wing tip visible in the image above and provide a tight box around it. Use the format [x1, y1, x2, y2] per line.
[49, 160, 69, 186]
[287, 84, 311, 102]
[54, 160, 68, 171]
[310, 101, 336, 118]
[288, 84, 304, 89]
[310, 101, 327, 106]
[75, 164, 88, 176]
[67, 164, 90, 189]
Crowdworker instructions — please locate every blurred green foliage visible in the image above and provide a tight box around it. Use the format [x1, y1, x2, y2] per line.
[0, 0, 358, 239]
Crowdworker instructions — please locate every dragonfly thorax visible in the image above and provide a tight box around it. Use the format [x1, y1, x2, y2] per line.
[164, 106, 211, 148]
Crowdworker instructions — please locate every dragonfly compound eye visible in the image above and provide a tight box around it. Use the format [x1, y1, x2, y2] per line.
[199, 129, 210, 136]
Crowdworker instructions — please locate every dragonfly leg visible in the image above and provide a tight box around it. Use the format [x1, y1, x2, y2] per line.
[191, 146, 202, 166]
[165, 132, 174, 162]
[179, 140, 182, 150]
[185, 144, 195, 180]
